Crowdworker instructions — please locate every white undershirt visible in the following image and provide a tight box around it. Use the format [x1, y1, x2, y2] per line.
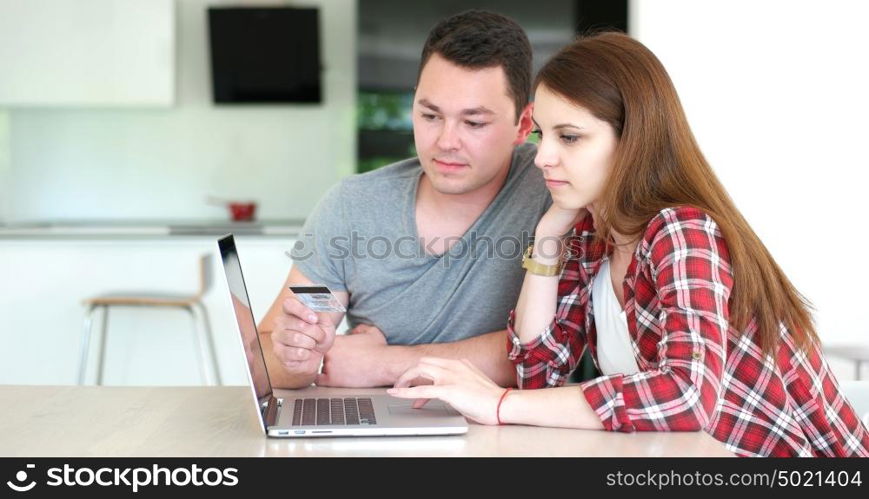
[592, 258, 641, 376]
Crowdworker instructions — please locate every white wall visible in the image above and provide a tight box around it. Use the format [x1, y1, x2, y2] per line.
[2, 0, 356, 223]
[0, 112, 8, 221]
[631, 0, 869, 348]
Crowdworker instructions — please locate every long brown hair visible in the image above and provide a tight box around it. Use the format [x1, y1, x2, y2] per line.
[535, 32, 817, 354]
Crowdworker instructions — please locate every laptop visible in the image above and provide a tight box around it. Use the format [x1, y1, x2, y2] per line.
[217, 234, 468, 437]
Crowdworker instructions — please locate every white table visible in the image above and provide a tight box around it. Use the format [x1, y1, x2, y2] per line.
[0, 385, 734, 457]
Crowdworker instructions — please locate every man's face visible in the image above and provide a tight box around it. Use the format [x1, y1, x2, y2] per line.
[412, 53, 532, 195]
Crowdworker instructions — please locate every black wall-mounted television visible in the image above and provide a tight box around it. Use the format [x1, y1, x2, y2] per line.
[207, 6, 321, 104]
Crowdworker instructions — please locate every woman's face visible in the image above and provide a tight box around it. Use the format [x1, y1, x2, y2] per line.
[532, 84, 619, 211]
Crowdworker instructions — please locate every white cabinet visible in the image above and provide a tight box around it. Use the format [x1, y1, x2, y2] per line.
[0, 0, 174, 107]
[0, 236, 295, 385]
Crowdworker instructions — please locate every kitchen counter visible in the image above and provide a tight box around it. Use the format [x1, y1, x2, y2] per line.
[0, 218, 305, 239]
[0, 230, 299, 385]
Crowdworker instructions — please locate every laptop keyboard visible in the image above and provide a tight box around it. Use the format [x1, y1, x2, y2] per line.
[291, 398, 377, 426]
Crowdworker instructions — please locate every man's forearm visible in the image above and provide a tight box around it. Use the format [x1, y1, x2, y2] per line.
[387, 330, 517, 387]
[259, 331, 316, 389]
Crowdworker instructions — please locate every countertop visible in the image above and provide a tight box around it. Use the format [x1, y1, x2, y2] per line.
[0, 219, 305, 239]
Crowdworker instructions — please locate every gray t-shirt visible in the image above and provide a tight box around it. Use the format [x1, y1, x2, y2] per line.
[290, 142, 550, 344]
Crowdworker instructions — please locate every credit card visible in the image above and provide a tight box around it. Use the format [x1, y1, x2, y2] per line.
[289, 286, 346, 313]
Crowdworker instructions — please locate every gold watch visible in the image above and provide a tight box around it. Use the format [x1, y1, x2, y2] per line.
[521, 244, 564, 276]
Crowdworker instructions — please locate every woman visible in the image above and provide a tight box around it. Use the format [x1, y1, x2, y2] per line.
[388, 32, 869, 457]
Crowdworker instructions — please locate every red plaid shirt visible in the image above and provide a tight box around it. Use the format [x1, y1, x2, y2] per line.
[507, 206, 869, 457]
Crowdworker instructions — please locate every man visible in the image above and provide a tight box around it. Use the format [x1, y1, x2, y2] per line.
[257, 10, 550, 389]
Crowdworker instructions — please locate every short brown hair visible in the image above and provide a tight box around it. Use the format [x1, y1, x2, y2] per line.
[418, 10, 532, 122]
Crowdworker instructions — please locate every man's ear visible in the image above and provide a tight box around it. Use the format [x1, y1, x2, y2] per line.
[513, 102, 534, 145]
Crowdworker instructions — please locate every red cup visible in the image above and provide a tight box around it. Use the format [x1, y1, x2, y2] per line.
[228, 202, 256, 222]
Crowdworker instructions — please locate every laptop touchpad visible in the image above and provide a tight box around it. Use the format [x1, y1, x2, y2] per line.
[387, 401, 457, 416]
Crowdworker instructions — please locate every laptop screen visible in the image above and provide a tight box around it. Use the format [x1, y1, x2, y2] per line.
[217, 235, 273, 402]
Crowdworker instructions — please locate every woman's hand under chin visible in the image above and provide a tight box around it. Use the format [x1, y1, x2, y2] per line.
[535, 205, 588, 239]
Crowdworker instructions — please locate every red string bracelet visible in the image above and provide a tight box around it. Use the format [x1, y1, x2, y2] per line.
[496, 388, 513, 425]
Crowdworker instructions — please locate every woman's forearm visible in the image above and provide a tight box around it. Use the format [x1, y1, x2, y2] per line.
[513, 233, 564, 343]
[500, 385, 604, 429]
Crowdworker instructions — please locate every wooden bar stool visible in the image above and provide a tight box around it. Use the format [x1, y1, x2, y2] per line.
[78, 254, 221, 385]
